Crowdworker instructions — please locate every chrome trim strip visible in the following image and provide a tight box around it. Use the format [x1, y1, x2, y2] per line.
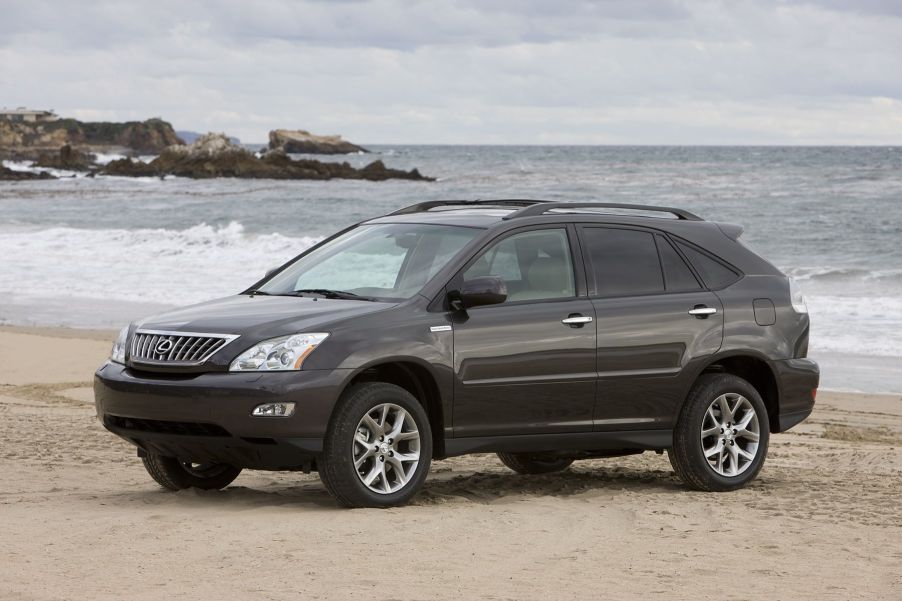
[463, 372, 597, 386]
[430, 325, 452, 332]
[593, 417, 658, 425]
[596, 367, 681, 379]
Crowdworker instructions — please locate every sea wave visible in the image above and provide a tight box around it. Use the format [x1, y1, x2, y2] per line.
[806, 294, 902, 357]
[1, 222, 321, 305]
[1, 223, 900, 358]
[785, 266, 902, 283]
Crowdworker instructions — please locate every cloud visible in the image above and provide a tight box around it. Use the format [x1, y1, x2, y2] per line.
[1, 0, 900, 143]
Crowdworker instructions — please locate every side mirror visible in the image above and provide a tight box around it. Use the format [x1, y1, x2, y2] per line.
[264, 266, 280, 278]
[451, 276, 507, 310]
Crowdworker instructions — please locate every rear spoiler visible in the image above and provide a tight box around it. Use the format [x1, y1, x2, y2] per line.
[715, 222, 744, 240]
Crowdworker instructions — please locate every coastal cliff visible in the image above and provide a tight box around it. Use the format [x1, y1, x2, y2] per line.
[0, 118, 183, 159]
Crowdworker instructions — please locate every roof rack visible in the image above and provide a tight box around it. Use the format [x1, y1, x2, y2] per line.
[389, 199, 552, 215]
[502, 202, 704, 221]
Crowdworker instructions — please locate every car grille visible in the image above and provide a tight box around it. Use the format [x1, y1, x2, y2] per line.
[129, 329, 239, 366]
[104, 415, 231, 437]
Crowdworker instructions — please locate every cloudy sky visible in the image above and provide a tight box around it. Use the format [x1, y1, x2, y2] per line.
[1, 0, 901, 144]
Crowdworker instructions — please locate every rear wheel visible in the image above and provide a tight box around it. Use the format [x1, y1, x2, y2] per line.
[497, 452, 574, 475]
[319, 382, 432, 508]
[141, 454, 241, 491]
[669, 373, 769, 492]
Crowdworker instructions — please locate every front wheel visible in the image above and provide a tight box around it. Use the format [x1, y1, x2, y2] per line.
[141, 454, 241, 491]
[319, 382, 432, 508]
[669, 373, 770, 492]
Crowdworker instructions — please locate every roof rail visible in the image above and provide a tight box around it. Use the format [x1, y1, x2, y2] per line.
[502, 202, 704, 221]
[389, 199, 552, 215]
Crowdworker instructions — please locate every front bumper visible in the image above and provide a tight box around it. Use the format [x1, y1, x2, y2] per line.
[94, 362, 350, 469]
[773, 358, 819, 432]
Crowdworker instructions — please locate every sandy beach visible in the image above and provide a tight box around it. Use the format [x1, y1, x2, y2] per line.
[1, 326, 900, 600]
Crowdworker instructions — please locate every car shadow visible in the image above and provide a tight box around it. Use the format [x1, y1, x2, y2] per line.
[89, 464, 688, 512]
[417, 466, 685, 504]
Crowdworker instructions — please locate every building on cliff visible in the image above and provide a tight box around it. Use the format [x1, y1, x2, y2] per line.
[0, 108, 58, 123]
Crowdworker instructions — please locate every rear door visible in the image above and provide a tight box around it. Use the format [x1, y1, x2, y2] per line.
[450, 225, 597, 437]
[577, 226, 724, 430]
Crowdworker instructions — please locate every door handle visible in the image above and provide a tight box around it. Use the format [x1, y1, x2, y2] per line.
[562, 315, 593, 326]
[688, 306, 717, 317]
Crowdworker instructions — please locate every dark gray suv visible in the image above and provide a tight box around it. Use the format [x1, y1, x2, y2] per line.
[94, 200, 819, 507]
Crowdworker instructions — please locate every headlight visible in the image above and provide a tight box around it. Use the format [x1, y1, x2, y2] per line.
[229, 333, 329, 372]
[789, 277, 808, 314]
[110, 326, 129, 364]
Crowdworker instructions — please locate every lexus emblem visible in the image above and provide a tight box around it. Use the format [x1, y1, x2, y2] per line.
[155, 339, 174, 355]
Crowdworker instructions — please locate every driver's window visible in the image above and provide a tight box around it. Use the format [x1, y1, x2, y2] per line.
[462, 229, 575, 302]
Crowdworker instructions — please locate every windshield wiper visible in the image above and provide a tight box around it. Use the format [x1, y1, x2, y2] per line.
[289, 288, 376, 301]
[245, 289, 271, 296]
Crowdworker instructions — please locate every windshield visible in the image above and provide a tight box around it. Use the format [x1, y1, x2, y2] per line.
[258, 223, 481, 301]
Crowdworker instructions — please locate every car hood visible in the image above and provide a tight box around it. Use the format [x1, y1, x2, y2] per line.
[136, 294, 395, 341]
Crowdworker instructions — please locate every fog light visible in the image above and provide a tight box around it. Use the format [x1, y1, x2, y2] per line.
[251, 402, 296, 417]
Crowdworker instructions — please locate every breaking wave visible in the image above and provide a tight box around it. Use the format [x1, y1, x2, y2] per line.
[0, 222, 321, 306]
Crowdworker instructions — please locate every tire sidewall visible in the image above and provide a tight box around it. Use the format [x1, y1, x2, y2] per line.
[678, 375, 770, 491]
[324, 383, 433, 507]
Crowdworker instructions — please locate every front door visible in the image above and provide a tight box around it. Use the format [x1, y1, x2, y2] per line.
[577, 226, 724, 430]
[451, 226, 597, 437]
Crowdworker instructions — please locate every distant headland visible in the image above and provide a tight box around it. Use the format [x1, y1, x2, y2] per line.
[0, 108, 430, 182]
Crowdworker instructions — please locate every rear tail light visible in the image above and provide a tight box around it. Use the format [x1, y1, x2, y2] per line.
[789, 277, 808, 314]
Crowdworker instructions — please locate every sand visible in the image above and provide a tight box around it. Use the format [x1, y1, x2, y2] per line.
[0, 326, 900, 600]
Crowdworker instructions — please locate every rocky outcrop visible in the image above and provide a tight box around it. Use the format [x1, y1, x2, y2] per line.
[268, 129, 367, 155]
[101, 157, 160, 177]
[0, 117, 183, 160]
[34, 145, 96, 171]
[100, 133, 431, 181]
[0, 166, 56, 180]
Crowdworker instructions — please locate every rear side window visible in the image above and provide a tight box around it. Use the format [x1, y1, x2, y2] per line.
[675, 240, 741, 289]
[580, 227, 664, 296]
[655, 235, 701, 292]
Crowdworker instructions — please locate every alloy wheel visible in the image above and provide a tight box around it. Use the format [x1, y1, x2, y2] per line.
[352, 403, 421, 494]
[700, 393, 760, 477]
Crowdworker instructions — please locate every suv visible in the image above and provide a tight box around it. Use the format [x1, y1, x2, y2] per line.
[94, 200, 819, 507]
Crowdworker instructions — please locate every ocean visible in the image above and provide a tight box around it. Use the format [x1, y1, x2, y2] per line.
[2, 145, 901, 392]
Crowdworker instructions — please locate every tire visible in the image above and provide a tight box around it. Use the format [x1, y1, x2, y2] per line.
[669, 373, 770, 492]
[141, 454, 241, 491]
[497, 452, 574, 475]
[319, 382, 432, 508]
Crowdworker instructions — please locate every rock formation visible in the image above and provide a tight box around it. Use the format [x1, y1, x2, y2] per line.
[0, 117, 183, 160]
[268, 129, 367, 154]
[0, 166, 56, 180]
[34, 145, 96, 171]
[100, 133, 431, 181]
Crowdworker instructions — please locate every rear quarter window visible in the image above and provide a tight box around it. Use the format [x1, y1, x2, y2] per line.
[674, 240, 741, 289]
[655, 235, 702, 292]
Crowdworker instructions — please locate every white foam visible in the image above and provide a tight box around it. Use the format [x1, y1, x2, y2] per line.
[2, 159, 82, 179]
[91, 152, 127, 165]
[1, 223, 900, 360]
[0, 222, 321, 306]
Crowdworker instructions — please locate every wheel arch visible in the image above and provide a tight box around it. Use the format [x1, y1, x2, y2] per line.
[337, 357, 447, 459]
[689, 351, 781, 433]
